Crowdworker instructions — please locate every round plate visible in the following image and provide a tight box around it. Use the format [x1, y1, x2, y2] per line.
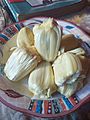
[0, 17, 90, 118]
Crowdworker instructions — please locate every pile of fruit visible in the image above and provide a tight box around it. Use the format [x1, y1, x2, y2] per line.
[3, 18, 89, 98]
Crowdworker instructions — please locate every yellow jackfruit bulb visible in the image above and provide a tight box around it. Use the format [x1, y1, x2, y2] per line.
[53, 52, 82, 86]
[4, 47, 42, 81]
[25, 46, 42, 63]
[17, 27, 34, 49]
[28, 61, 57, 98]
[33, 18, 62, 62]
[69, 47, 86, 56]
[58, 79, 83, 98]
[69, 47, 89, 75]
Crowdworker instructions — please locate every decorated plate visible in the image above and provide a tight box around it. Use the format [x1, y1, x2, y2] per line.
[0, 17, 90, 118]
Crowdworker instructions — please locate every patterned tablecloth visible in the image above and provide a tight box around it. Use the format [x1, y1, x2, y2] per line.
[0, 4, 90, 120]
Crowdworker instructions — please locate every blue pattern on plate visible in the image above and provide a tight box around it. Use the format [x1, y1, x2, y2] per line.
[62, 96, 73, 109]
[32, 19, 43, 24]
[36, 100, 43, 113]
[0, 34, 9, 41]
[15, 23, 23, 31]
[65, 25, 74, 29]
